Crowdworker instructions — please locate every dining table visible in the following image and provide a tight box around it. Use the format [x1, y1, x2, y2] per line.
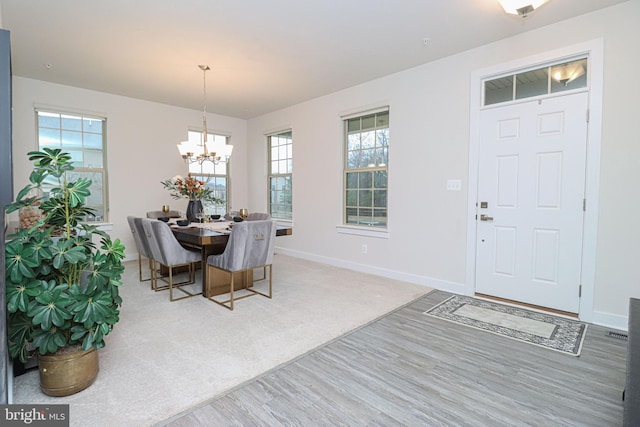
[169, 220, 292, 296]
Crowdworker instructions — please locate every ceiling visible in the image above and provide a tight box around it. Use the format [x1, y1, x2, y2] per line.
[0, 0, 628, 119]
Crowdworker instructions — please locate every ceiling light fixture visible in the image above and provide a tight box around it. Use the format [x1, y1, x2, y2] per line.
[498, 0, 549, 18]
[177, 65, 233, 165]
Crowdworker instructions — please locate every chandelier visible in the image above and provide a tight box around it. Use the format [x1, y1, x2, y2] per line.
[177, 65, 233, 164]
[498, 0, 549, 17]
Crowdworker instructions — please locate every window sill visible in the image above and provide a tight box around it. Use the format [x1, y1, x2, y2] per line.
[274, 218, 293, 227]
[336, 224, 389, 239]
[82, 222, 113, 231]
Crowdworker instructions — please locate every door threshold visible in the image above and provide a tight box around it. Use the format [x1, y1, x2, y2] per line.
[474, 293, 579, 319]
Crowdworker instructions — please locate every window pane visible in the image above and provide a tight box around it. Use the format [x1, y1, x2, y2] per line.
[347, 134, 360, 151]
[67, 149, 83, 166]
[37, 110, 107, 221]
[358, 171, 372, 189]
[39, 128, 60, 147]
[515, 68, 548, 100]
[84, 150, 103, 168]
[84, 132, 103, 150]
[361, 115, 375, 131]
[346, 172, 358, 189]
[360, 149, 375, 168]
[346, 207, 358, 224]
[485, 57, 588, 106]
[83, 118, 102, 133]
[376, 128, 389, 147]
[373, 190, 387, 207]
[347, 151, 360, 169]
[267, 130, 293, 220]
[361, 131, 374, 149]
[374, 170, 387, 188]
[38, 112, 60, 128]
[187, 131, 230, 212]
[68, 170, 104, 222]
[343, 110, 389, 228]
[359, 189, 372, 207]
[375, 147, 387, 167]
[347, 118, 360, 133]
[376, 112, 389, 128]
[61, 130, 82, 149]
[550, 58, 587, 93]
[484, 75, 513, 106]
[61, 115, 82, 131]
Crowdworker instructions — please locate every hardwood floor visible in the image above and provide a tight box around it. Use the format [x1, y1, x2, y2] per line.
[159, 290, 627, 426]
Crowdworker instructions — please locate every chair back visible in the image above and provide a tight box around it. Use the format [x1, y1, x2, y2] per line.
[144, 218, 200, 267]
[146, 210, 181, 219]
[141, 218, 162, 264]
[245, 212, 271, 221]
[128, 216, 150, 258]
[213, 220, 277, 272]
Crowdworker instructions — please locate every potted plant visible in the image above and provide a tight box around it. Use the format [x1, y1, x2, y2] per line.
[4, 148, 125, 396]
[160, 173, 223, 223]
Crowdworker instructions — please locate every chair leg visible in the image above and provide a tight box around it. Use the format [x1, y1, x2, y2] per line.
[169, 262, 202, 302]
[246, 265, 273, 299]
[205, 265, 235, 310]
[169, 266, 174, 301]
[206, 266, 272, 310]
[229, 272, 235, 310]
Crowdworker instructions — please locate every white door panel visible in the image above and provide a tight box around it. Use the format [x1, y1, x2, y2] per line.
[476, 92, 588, 313]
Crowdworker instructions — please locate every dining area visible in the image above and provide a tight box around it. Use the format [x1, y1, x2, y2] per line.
[127, 208, 292, 310]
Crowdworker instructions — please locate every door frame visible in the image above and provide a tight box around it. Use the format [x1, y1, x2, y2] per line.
[465, 39, 604, 322]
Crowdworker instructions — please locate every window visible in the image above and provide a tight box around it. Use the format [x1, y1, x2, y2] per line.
[484, 57, 588, 106]
[344, 109, 388, 227]
[268, 131, 293, 220]
[187, 130, 230, 215]
[36, 109, 108, 222]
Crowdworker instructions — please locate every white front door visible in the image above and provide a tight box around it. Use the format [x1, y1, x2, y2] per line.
[475, 92, 588, 313]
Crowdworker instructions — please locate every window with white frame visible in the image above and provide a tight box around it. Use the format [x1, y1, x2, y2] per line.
[36, 109, 108, 222]
[484, 57, 588, 106]
[187, 130, 230, 215]
[344, 109, 389, 227]
[268, 130, 292, 220]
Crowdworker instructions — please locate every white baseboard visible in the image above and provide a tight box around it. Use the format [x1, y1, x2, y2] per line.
[274, 246, 465, 294]
[274, 246, 629, 330]
[591, 310, 628, 332]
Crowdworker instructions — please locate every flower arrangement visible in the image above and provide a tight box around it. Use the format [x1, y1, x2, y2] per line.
[160, 173, 222, 203]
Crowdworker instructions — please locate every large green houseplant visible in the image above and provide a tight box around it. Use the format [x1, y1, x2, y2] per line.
[4, 148, 125, 394]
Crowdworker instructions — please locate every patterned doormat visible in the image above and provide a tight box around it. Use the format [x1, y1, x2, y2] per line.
[424, 295, 588, 356]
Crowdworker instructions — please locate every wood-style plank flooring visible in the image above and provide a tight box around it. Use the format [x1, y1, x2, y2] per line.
[159, 290, 627, 426]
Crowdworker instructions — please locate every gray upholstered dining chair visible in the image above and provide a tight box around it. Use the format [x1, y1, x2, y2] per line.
[245, 212, 271, 221]
[127, 216, 153, 283]
[141, 218, 201, 301]
[206, 220, 277, 310]
[146, 210, 181, 219]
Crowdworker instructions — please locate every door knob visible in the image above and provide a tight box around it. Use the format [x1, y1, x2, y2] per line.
[480, 214, 494, 221]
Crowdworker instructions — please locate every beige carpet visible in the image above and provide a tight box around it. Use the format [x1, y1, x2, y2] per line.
[12, 254, 430, 427]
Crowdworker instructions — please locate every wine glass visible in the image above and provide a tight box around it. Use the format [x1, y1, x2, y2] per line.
[239, 208, 248, 220]
[195, 210, 205, 223]
[162, 205, 170, 213]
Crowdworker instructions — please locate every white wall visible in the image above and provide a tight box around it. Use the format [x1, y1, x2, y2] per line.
[10, 77, 248, 260]
[246, 1, 640, 327]
[8, 2, 639, 327]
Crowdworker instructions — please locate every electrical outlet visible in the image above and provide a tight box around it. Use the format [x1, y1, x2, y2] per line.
[361, 244, 368, 254]
[446, 179, 462, 191]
